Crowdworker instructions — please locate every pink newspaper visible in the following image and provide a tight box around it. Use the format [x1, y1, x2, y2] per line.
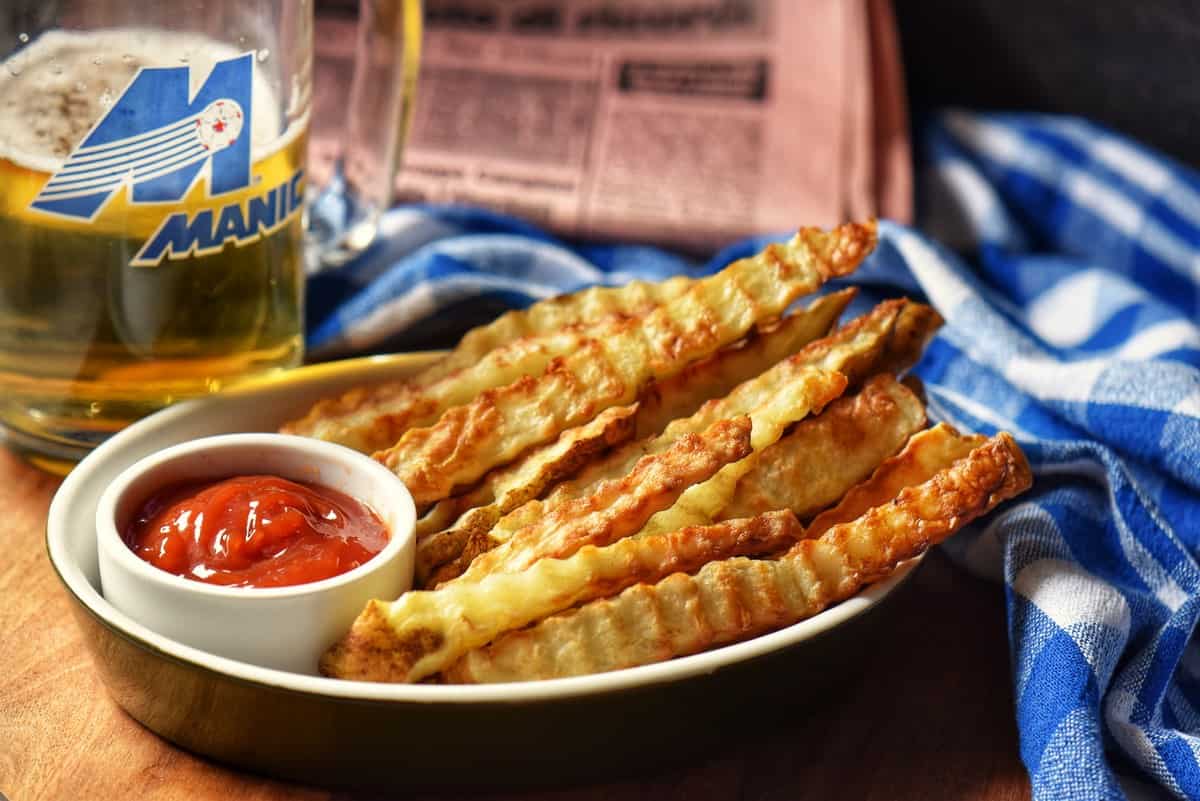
[313, 0, 911, 249]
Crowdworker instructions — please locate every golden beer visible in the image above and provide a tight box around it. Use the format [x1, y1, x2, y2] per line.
[0, 29, 307, 458]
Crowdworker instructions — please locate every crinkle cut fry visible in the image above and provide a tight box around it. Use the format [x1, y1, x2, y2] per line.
[451, 368, 848, 585]
[283, 322, 629, 454]
[630, 288, 856, 441]
[414, 290, 851, 584]
[873, 301, 944, 381]
[544, 298, 913, 510]
[414, 405, 637, 584]
[716, 373, 926, 522]
[632, 368, 852, 540]
[319, 416, 755, 682]
[804, 422, 985, 539]
[443, 277, 694, 383]
[323, 510, 803, 683]
[423, 294, 934, 583]
[281, 277, 692, 451]
[377, 221, 877, 508]
[429, 300, 903, 585]
[444, 432, 1032, 683]
[601, 300, 919, 539]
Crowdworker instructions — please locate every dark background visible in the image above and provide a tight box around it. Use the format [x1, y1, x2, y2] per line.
[894, 0, 1200, 170]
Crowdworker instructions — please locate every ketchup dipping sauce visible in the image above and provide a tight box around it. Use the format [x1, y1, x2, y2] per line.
[123, 474, 390, 588]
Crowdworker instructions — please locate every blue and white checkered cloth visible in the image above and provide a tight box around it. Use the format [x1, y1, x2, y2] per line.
[306, 111, 1200, 801]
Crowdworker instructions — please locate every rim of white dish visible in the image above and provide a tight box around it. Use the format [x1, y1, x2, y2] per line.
[46, 354, 920, 705]
[95, 432, 416, 600]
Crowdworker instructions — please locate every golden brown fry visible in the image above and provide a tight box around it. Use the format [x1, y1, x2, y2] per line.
[415, 403, 638, 538]
[425, 516, 519, 588]
[453, 414, 767, 583]
[706, 299, 939, 513]
[377, 221, 877, 507]
[320, 416, 755, 682]
[630, 288, 855, 441]
[441, 277, 694, 383]
[322, 511, 803, 683]
[282, 277, 691, 451]
[804, 422, 985, 539]
[415, 405, 637, 585]
[444, 432, 1032, 683]
[550, 299, 907, 509]
[426, 300, 902, 584]
[633, 367, 850, 539]
[413, 498, 461, 546]
[716, 374, 926, 522]
[437, 366, 850, 586]
[281, 324, 613, 453]
[873, 301, 944, 380]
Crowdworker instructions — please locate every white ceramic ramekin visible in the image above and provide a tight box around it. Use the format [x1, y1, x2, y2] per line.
[94, 433, 415, 675]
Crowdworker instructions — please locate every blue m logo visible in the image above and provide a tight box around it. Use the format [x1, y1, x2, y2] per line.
[30, 53, 254, 220]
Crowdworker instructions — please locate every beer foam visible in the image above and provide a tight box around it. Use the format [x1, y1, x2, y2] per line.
[0, 28, 294, 172]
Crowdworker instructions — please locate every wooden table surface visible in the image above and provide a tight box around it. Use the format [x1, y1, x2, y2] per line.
[0, 443, 1032, 801]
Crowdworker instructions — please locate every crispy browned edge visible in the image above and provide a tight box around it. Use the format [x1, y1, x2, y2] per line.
[414, 406, 638, 585]
[320, 416, 757, 681]
[804, 423, 986, 539]
[426, 298, 923, 585]
[374, 220, 877, 507]
[716, 373, 927, 522]
[441, 432, 1032, 683]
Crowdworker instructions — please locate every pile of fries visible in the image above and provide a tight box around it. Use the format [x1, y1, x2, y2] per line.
[283, 220, 1032, 684]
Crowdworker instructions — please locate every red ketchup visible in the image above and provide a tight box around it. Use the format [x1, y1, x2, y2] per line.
[123, 475, 389, 588]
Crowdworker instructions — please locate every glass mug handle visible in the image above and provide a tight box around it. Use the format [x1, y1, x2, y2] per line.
[304, 0, 422, 272]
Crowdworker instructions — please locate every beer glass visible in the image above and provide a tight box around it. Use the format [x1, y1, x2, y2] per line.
[0, 0, 420, 470]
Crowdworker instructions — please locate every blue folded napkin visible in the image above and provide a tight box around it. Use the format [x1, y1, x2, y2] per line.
[306, 111, 1200, 801]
